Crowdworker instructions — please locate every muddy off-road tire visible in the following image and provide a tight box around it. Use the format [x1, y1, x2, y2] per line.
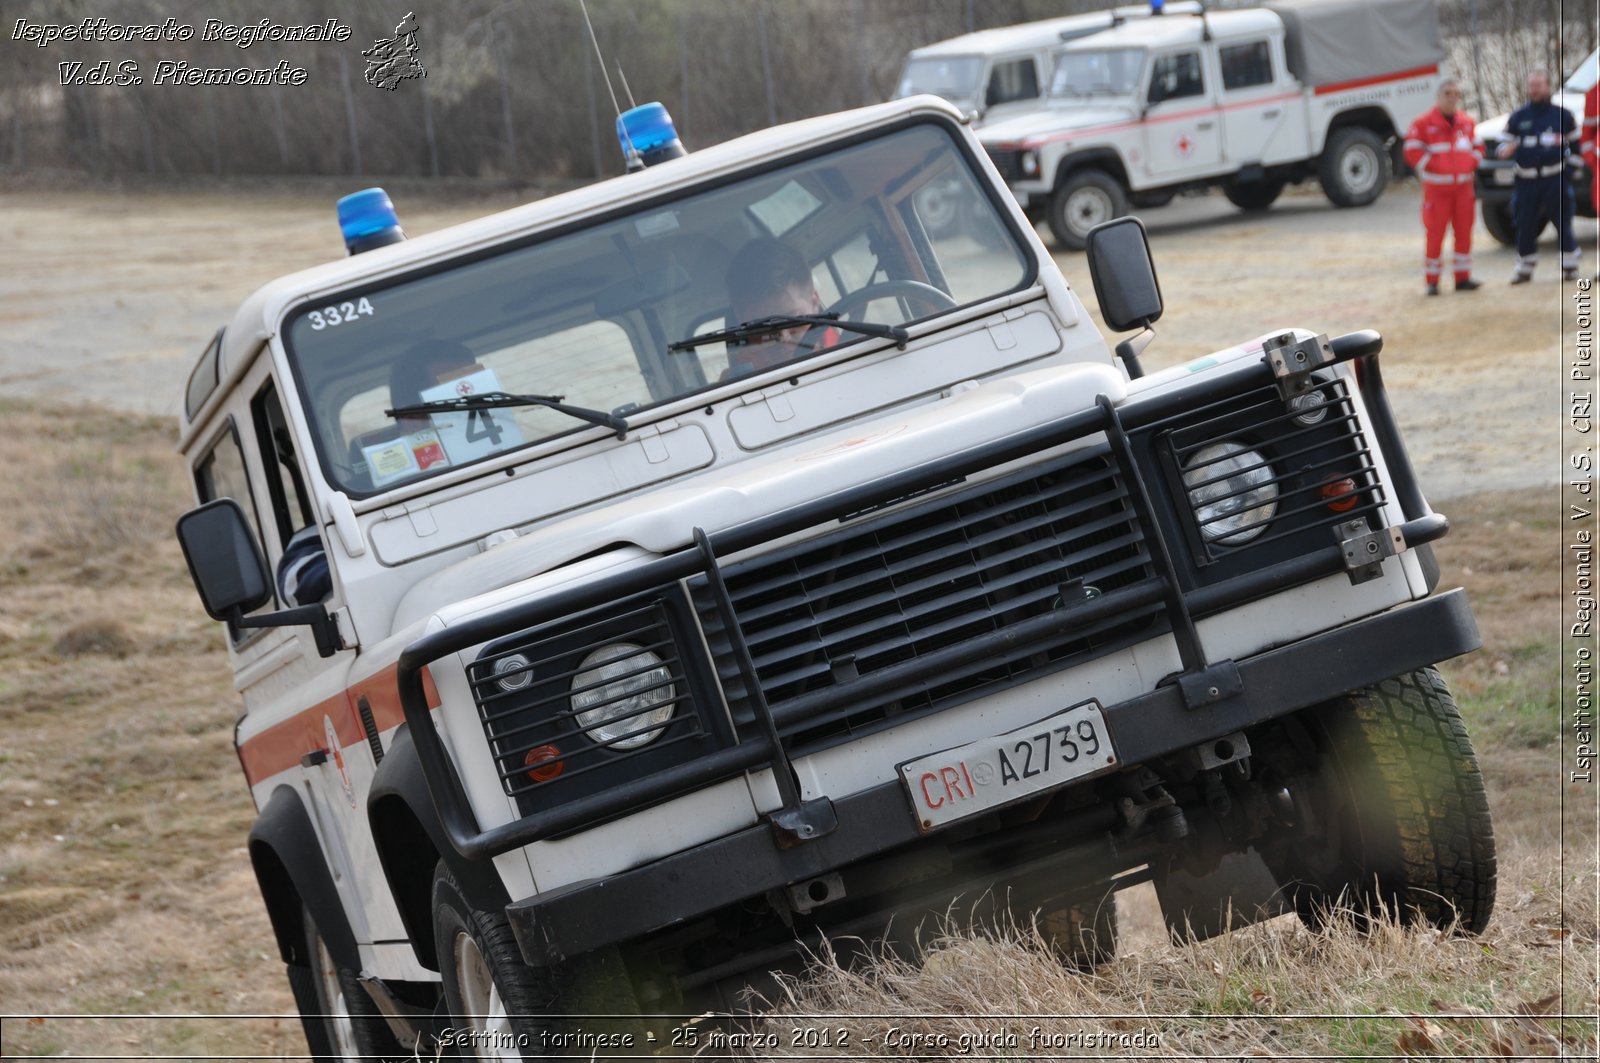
[1037, 892, 1118, 969]
[433, 863, 644, 1060]
[301, 907, 409, 1063]
[1047, 169, 1129, 250]
[1319, 127, 1389, 208]
[1261, 667, 1496, 934]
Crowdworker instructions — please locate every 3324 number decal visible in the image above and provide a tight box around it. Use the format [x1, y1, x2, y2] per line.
[307, 297, 374, 330]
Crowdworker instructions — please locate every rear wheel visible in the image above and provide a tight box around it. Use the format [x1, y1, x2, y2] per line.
[1224, 177, 1286, 211]
[1319, 127, 1388, 207]
[1047, 169, 1129, 250]
[1260, 668, 1496, 934]
[301, 907, 407, 1062]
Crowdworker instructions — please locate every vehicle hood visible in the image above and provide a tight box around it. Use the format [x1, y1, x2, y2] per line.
[393, 361, 1127, 633]
[1477, 90, 1587, 141]
[978, 104, 1137, 146]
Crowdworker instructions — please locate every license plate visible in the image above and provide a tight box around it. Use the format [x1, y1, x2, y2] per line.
[1493, 168, 1514, 186]
[898, 701, 1118, 832]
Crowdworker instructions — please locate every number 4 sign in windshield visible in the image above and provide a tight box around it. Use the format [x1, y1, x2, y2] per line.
[419, 368, 525, 463]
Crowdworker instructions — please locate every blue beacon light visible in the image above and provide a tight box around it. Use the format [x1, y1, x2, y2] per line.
[336, 187, 406, 255]
[616, 102, 686, 171]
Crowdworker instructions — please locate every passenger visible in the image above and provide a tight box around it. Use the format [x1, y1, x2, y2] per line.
[277, 525, 332, 607]
[722, 237, 839, 379]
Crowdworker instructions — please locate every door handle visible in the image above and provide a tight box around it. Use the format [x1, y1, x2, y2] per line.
[1263, 109, 1281, 119]
[1197, 121, 1215, 130]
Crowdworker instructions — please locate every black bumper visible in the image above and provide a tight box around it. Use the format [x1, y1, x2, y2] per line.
[506, 586, 1479, 967]
[1477, 157, 1595, 214]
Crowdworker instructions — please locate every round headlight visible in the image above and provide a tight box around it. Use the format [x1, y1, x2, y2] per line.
[1021, 149, 1040, 176]
[493, 653, 533, 692]
[1182, 442, 1278, 546]
[1287, 389, 1328, 425]
[572, 643, 675, 750]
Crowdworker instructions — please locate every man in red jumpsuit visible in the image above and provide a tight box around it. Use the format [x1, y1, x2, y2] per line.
[1582, 80, 1599, 217]
[1403, 79, 1483, 295]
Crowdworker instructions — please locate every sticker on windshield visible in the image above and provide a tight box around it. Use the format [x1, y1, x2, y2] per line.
[363, 427, 450, 487]
[419, 367, 526, 463]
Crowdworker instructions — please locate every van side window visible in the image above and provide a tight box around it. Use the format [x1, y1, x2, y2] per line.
[194, 420, 270, 638]
[985, 58, 1040, 107]
[1220, 40, 1273, 90]
[1148, 51, 1204, 104]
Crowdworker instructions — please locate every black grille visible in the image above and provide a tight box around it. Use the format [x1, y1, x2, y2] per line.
[1165, 377, 1386, 564]
[693, 450, 1162, 749]
[986, 146, 1025, 182]
[469, 601, 715, 809]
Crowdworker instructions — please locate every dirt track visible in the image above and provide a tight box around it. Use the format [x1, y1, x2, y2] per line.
[1, 180, 1592, 498]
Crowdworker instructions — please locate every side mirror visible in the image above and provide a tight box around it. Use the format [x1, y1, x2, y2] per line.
[1085, 216, 1163, 379]
[176, 498, 344, 657]
[177, 498, 272, 620]
[1086, 216, 1163, 331]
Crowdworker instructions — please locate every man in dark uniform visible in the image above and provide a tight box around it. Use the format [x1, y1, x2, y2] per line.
[1497, 68, 1581, 283]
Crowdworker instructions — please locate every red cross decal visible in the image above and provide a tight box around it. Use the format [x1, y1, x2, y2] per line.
[456, 380, 474, 396]
[1176, 134, 1193, 156]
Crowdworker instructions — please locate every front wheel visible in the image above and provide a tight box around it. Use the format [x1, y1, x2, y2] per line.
[1481, 198, 1517, 246]
[1047, 169, 1129, 250]
[1319, 127, 1389, 207]
[433, 863, 644, 1060]
[1036, 891, 1118, 969]
[1259, 668, 1496, 934]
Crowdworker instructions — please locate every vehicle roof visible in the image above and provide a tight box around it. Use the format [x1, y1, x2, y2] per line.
[178, 96, 967, 446]
[908, 3, 1201, 59]
[1060, 8, 1281, 51]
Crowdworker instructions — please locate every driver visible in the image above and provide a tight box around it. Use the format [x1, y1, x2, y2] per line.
[722, 237, 840, 380]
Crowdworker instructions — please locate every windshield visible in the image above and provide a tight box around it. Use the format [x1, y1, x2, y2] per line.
[896, 56, 984, 101]
[284, 121, 1033, 498]
[1566, 48, 1599, 94]
[1051, 47, 1145, 97]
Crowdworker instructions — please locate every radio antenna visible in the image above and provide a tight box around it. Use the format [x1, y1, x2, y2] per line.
[578, 0, 641, 169]
[616, 61, 638, 110]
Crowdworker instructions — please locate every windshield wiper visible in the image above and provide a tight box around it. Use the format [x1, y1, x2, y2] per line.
[386, 391, 629, 440]
[668, 312, 908, 353]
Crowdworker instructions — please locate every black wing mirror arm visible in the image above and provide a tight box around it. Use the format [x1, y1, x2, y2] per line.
[232, 605, 344, 658]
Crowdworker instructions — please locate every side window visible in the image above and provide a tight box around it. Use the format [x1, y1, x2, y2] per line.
[194, 420, 271, 637]
[251, 383, 333, 609]
[251, 382, 316, 548]
[985, 58, 1040, 107]
[1148, 51, 1205, 105]
[1220, 40, 1273, 90]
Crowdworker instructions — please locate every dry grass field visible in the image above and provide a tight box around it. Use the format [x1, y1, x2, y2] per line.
[0, 396, 1590, 1060]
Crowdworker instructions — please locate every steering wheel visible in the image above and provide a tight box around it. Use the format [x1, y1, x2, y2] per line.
[790, 280, 958, 356]
[824, 279, 957, 322]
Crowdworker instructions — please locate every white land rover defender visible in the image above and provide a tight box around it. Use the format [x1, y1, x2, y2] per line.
[176, 94, 1493, 1060]
[978, 0, 1444, 249]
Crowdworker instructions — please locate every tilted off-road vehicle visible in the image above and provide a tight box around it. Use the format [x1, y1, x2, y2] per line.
[175, 93, 1494, 1060]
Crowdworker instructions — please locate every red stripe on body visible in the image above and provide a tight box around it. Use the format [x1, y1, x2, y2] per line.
[1314, 65, 1439, 96]
[237, 664, 440, 786]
